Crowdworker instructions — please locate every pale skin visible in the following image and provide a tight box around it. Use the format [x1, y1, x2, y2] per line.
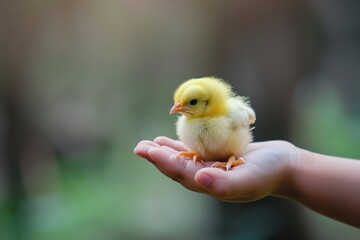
[134, 136, 360, 228]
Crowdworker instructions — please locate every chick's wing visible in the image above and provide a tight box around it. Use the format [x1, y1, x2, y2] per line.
[227, 97, 256, 128]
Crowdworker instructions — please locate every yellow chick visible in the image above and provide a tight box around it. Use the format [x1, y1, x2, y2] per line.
[170, 77, 256, 170]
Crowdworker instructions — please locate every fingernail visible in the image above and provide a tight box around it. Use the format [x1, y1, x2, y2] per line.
[196, 174, 212, 188]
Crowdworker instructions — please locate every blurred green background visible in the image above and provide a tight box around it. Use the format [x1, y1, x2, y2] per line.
[0, 1, 359, 240]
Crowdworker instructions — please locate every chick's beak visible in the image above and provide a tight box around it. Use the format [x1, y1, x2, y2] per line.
[170, 102, 189, 114]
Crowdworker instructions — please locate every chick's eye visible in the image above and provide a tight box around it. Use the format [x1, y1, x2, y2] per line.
[189, 99, 198, 106]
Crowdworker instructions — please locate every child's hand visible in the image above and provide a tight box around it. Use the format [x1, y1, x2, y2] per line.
[134, 136, 298, 202]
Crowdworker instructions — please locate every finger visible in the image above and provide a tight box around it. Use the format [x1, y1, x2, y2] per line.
[134, 140, 160, 158]
[134, 142, 158, 163]
[153, 136, 188, 151]
[194, 167, 263, 201]
[148, 148, 208, 192]
[160, 145, 178, 154]
[148, 147, 187, 182]
[135, 140, 160, 148]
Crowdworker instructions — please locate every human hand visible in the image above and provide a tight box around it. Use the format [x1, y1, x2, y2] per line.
[134, 136, 298, 202]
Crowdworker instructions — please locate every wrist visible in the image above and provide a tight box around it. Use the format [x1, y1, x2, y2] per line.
[272, 143, 305, 200]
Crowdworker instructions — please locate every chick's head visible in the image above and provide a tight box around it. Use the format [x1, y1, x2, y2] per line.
[170, 77, 233, 119]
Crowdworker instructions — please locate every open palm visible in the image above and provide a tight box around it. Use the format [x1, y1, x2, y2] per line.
[134, 136, 296, 202]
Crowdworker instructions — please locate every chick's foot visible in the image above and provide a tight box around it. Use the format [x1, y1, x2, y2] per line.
[176, 151, 204, 165]
[211, 155, 245, 171]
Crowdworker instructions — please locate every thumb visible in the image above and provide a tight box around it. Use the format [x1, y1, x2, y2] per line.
[195, 167, 260, 201]
[195, 168, 231, 198]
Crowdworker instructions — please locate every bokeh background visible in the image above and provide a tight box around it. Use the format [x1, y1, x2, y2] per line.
[1, 1, 360, 239]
